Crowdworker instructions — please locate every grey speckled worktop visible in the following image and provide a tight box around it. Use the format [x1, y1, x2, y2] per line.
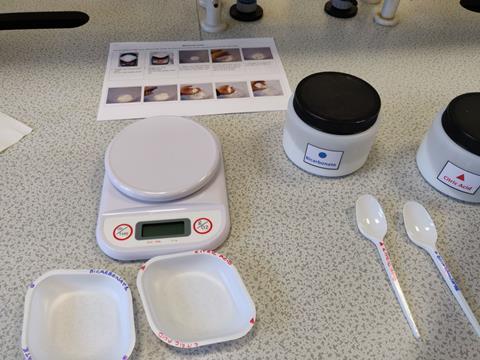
[1, 1, 479, 359]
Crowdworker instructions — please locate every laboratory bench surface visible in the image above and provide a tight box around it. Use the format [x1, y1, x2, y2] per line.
[1, 1, 479, 359]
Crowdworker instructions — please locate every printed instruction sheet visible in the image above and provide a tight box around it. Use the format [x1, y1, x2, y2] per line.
[97, 38, 291, 121]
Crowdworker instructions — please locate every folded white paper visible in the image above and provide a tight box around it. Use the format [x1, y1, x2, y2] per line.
[0, 111, 32, 152]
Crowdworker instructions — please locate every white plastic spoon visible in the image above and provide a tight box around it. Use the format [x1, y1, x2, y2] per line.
[403, 201, 480, 337]
[356, 195, 420, 339]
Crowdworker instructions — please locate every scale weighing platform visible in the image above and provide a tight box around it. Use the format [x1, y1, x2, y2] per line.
[96, 116, 230, 260]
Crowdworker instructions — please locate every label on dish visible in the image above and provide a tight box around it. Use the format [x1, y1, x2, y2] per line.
[157, 332, 199, 348]
[303, 143, 343, 170]
[89, 269, 129, 291]
[194, 249, 232, 265]
[437, 161, 480, 195]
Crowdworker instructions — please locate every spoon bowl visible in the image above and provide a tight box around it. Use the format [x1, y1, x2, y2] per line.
[355, 194, 387, 243]
[403, 201, 438, 251]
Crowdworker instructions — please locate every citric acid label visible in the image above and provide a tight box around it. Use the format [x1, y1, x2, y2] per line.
[437, 161, 480, 195]
[304, 143, 343, 170]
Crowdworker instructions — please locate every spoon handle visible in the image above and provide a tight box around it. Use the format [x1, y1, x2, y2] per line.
[376, 241, 420, 339]
[429, 250, 480, 337]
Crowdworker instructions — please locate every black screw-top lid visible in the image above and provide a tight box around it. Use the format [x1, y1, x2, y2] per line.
[293, 72, 381, 135]
[442, 92, 480, 156]
[460, 0, 480, 13]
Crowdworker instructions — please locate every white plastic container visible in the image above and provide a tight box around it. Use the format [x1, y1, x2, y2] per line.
[417, 93, 480, 203]
[137, 250, 256, 348]
[21, 270, 135, 360]
[283, 72, 381, 177]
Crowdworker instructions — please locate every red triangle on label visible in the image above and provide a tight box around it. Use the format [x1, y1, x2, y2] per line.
[457, 174, 465, 181]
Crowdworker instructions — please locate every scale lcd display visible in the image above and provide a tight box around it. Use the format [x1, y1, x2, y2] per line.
[136, 219, 191, 240]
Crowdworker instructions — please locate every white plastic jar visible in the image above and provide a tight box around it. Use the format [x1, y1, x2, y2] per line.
[283, 72, 381, 177]
[417, 93, 480, 203]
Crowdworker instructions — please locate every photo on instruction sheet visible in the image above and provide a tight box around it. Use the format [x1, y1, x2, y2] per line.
[143, 85, 178, 102]
[242, 47, 273, 61]
[251, 80, 283, 97]
[150, 52, 174, 66]
[106, 87, 142, 104]
[215, 82, 250, 99]
[118, 52, 138, 67]
[179, 50, 210, 64]
[211, 48, 242, 63]
[180, 83, 214, 100]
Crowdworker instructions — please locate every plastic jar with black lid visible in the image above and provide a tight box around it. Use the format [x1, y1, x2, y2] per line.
[417, 93, 480, 202]
[283, 72, 381, 177]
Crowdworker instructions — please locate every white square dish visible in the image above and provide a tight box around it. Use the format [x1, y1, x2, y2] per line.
[21, 269, 135, 360]
[137, 250, 256, 348]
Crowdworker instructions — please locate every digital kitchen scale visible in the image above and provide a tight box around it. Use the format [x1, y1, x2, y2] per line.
[96, 116, 230, 261]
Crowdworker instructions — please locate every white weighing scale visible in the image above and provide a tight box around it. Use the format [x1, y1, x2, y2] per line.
[96, 116, 230, 261]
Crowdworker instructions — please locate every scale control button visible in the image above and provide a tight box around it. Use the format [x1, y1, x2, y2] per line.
[113, 224, 133, 241]
[193, 218, 213, 235]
